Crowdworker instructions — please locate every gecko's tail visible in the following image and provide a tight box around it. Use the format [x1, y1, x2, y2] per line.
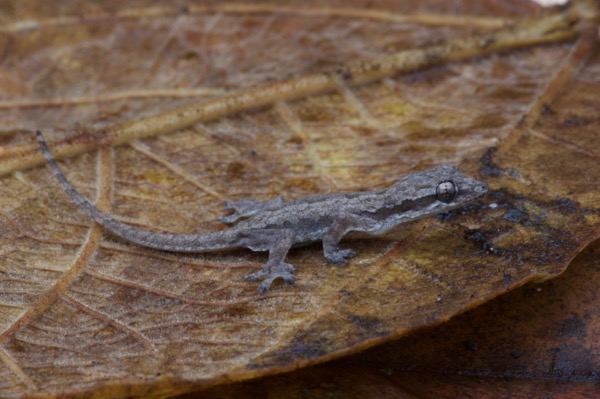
[35, 130, 102, 218]
[35, 130, 235, 252]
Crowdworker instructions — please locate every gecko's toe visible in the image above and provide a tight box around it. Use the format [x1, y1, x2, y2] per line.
[325, 248, 357, 265]
[251, 262, 296, 294]
[244, 270, 266, 282]
[257, 280, 271, 294]
[281, 273, 296, 286]
[275, 263, 296, 287]
[256, 272, 296, 294]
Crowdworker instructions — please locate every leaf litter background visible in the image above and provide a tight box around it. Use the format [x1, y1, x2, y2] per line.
[0, 0, 598, 397]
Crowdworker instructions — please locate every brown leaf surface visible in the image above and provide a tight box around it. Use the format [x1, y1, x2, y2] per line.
[194, 238, 600, 398]
[0, 0, 598, 397]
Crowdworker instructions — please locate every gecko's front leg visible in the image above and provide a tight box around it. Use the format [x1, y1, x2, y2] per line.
[323, 213, 376, 265]
[240, 229, 296, 294]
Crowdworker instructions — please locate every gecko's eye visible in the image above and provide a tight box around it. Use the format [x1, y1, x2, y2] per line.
[436, 180, 457, 203]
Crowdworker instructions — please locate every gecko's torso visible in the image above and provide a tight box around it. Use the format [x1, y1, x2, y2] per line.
[232, 190, 387, 244]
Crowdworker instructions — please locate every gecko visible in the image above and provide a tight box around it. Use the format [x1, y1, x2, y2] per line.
[35, 130, 488, 293]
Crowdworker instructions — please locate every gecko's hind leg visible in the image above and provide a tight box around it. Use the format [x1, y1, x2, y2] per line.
[221, 196, 284, 224]
[240, 229, 296, 294]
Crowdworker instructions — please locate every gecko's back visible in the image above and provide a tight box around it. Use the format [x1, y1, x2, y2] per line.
[233, 189, 387, 244]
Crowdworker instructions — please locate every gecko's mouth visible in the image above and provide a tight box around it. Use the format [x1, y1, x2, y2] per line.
[464, 181, 488, 199]
[476, 183, 489, 195]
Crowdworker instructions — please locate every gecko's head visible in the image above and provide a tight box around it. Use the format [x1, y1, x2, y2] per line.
[387, 165, 488, 214]
[430, 164, 488, 205]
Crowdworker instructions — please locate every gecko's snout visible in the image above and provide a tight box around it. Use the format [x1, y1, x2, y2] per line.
[474, 182, 489, 196]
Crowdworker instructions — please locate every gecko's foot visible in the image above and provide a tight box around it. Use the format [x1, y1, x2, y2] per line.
[325, 248, 357, 265]
[245, 262, 296, 294]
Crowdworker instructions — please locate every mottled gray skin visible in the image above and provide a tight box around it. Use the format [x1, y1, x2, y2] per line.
[36, 130, 488, 293]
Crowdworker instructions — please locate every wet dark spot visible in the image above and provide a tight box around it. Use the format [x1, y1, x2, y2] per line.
[177, 51, 199, 63]
[403, 65, 454, 86]
[287, 343, 326, 358]
[424, 51, 442, 64]
[464, 228, 501, 254]
[555, 198, 579, 214]
[246, 340, 327, 370]
[542, 103, 555, 116]
[352, 126, 378, 137]
[7, 340, 27, 354]
[542, 234, 566, 252]
[503, 208, 530, 225]
[510, 351, 522, 359]
[226, 161, 245, 175]
[349, 315, 382, 332]
[547, 347, 560, 357]
[0, 35, 14, 65]
[286, 135, 304, 149]
[563, 114, 591, 127]
[463, 341, 478, 351]
[111, 287, 152, 311]
[368, 63, 381, 72]
[559, 315, 586, 339]
[226, 305, 250, 318]
[479, 147, 502, 178]
[334, 67, 353, 81]
[481, 35, 495, 48]
[248, 149, 257, 157]
[0, 129, 19, 146]
[490, 190, 509, 203]
[437, 210, 457, 222]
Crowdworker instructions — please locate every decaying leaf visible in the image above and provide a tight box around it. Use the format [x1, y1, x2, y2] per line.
[195, 239, 600, 398]
[0, 0, 598, 397]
